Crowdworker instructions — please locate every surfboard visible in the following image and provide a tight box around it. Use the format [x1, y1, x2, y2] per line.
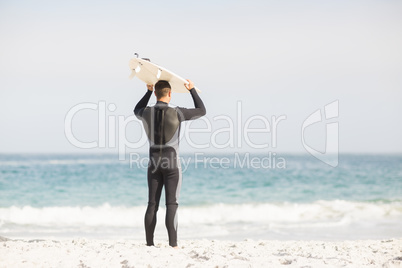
[129, 57, 201, 93]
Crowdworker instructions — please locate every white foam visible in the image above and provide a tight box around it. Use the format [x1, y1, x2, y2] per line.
[0, 200, 401, 228]
[0, 204, 145, 228]
[179, 200, 402, 226]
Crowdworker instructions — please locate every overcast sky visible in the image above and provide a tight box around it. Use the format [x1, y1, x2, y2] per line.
[0, 0, 401, 155]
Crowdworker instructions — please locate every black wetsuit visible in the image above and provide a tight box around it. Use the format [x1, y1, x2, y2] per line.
[134, 88, 206, 247]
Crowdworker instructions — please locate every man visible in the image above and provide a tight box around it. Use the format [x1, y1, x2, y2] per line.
[134, 79, 206, 248]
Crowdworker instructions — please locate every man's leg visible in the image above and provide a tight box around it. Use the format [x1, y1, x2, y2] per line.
[164, 166, 182, 247]
[144, 166, 163, 246]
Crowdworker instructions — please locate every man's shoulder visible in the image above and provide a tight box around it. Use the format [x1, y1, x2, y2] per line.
[142, 105, 179, 114]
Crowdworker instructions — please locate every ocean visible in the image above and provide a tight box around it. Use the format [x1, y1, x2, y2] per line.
[0, 153, 401, 241]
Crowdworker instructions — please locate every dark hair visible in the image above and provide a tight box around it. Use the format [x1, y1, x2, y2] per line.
[154, 80, 171, 99]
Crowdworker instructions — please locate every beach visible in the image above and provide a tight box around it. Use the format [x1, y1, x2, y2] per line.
[1, 236, 401, 267]
[2, 0, 402, 265]
[1, 154, 401, 267]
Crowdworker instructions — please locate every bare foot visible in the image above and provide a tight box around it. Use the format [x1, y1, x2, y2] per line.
[172, 246, 179, 249]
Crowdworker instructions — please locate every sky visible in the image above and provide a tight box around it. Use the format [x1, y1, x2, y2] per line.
[0, 0, 401, 155]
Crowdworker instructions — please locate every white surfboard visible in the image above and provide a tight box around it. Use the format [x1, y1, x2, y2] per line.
[129, 57, 201, 93]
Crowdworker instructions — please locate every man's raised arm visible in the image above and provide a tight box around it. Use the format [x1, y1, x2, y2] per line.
[134, 84, 153, 118]
[178, 79, 206, 121]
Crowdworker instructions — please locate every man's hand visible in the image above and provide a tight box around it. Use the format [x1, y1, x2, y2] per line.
[147, 84, 154, 91]
[184, 79, 194, 91]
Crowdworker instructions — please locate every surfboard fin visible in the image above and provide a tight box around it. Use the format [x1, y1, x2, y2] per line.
[128, 65, 141, 79]
[128, 59, 142, 79]
[129, 70, 136, 79]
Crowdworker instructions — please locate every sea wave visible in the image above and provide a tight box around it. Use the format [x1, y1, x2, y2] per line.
[0, 159, 120, 166]
[0, 200, 401, 228]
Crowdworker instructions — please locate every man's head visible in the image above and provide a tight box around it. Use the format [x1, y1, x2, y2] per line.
[154, 80, 172, 102]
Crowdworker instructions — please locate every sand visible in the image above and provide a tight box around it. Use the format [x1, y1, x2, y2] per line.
[0, 236, 401, 267]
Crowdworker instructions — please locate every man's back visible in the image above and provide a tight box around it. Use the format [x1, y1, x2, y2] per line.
[133, 80, 206, 247]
